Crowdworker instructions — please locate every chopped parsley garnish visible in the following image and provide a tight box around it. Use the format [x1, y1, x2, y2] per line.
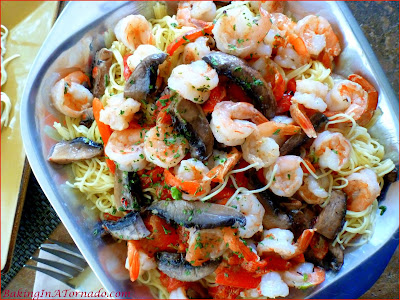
[273, 129, 281, 135]
[379, 205, 387, 215]
[171, 186, 182, 200]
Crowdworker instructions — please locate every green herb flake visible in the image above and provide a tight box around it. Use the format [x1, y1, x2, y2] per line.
[171, 186, 182, 200]
[379, 205, 387, 216]
[273, 129, 281, 135]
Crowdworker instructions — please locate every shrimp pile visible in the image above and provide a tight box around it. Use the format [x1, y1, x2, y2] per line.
[48, 1, 396, 299]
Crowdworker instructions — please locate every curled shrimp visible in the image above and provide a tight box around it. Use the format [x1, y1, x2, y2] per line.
[105, 128, 148, 172]
[282, 262, 325, 289]
[257, 228, 315, 260]
[143, 111, 189, 169]
[206, 147, 241, 183]
[99, 93, 141, 131]
[213, 5, 272, 58]
[210, 101, 268, 146]
[347, 74, 378, 126]
[228, 193, 265, 238]
[51, 71, 93, 118]
[311, 131, 351, 172]
[291, 79, 329, 112]
[126, 45, 163, 71]
[166, 158, 211, 200]
[177, 1, 216, 28]
[168, 60, 219, 104]
[186, 227, 258, 266]
[249, 1, 285, 14]
[182, 36, 211, 64]
[295, 15, 341, 60]
[264, 155, 304, 197]
[297, 174, 329, 205]
[343, 168, 381, 212]
[242, 121, 300, 170]
[114, 15, 155, 51]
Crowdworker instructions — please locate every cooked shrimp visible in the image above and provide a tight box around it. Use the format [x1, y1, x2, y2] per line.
[177, 1, 216, 28]
[99, 93, 141, 131]
[295, 15, 341, 59]
[169, 287, 188, 299]
[125, 249, 156, 277]
[210, 101, 268, 146]
[257, 228, 314, 260]
[182, 36, 211, 64]
[168, 60, 219, 104]
[291, 79, 329, 112]
[282, 262, 325, 289]
[297, 174, 329, 205]
[344, 169, 381, 212]
[126, 44, 163, 71]
[186, 228, 228, 266]
[212, 6, 272, 58]
[311, 131, 351, 171]
[270, 115, 295, 145]
[207, 148, 242, 183]
[228, 194, 265, 238]
[249, 1, 285, 13]
[240, 272, 289, 298]
[267, 13, 310, 69]
[250, 57, 285, 101]
[242, 121, 300, 170]
[348, 74, 378, 126]
[144, 124, 189, 169]
[325, 79, 369, 121]
[114, 15, 155, 51]
[105, 128, 148, 172]
[264, 155, 304, 197]
[173, 158, 211, 200]
[51, 71, 93, 118]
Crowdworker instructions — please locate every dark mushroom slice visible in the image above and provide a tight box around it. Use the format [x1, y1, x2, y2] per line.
[170, 97, 214, 160]
[102, 211, 150, 240]
[248, 171, 292, 229]
[48, 137, 103, 164]
[79, 107, 94, 127]
[147, 200, 246, 229]
[314, 190, 346, 240]
[202, 52, 276, 119]
[114, 169, 149, 212]
[156, 252, 221, 282]
[289, 207, 317, 239]
[92, 48, 113, 98]
[280, 112, 328, 156]
[305, 240, 344, 272]
[124, 52, 168, 102]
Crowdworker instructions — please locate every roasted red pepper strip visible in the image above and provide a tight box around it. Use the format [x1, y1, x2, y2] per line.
[202, 85, 226, 115]
[215, 264, 261, 289]
[166, 24, 214, 56]
[123, 54, 132, 80]
[209, 285, 244, 299]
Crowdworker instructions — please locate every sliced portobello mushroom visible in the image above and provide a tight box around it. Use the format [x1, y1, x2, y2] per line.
[102, 211, 150, 240]
[314, 190, 346, 240]
[48, 137, 103, 164]
[280, 112, 328, 156]
[156, 252, 221, 282]
[124, 52, 168, 102]
[147, 200, 246, 229]
[170, 97, 214, 160]
[202, 52, 276, 119]
[114, 169, 149, 212]
[79, 107, 94, 127]
[92, 48, 113, 98]
[289, 207, 317, 239]
[378, 166, 398, 202]
[305, 240, 344, 272]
